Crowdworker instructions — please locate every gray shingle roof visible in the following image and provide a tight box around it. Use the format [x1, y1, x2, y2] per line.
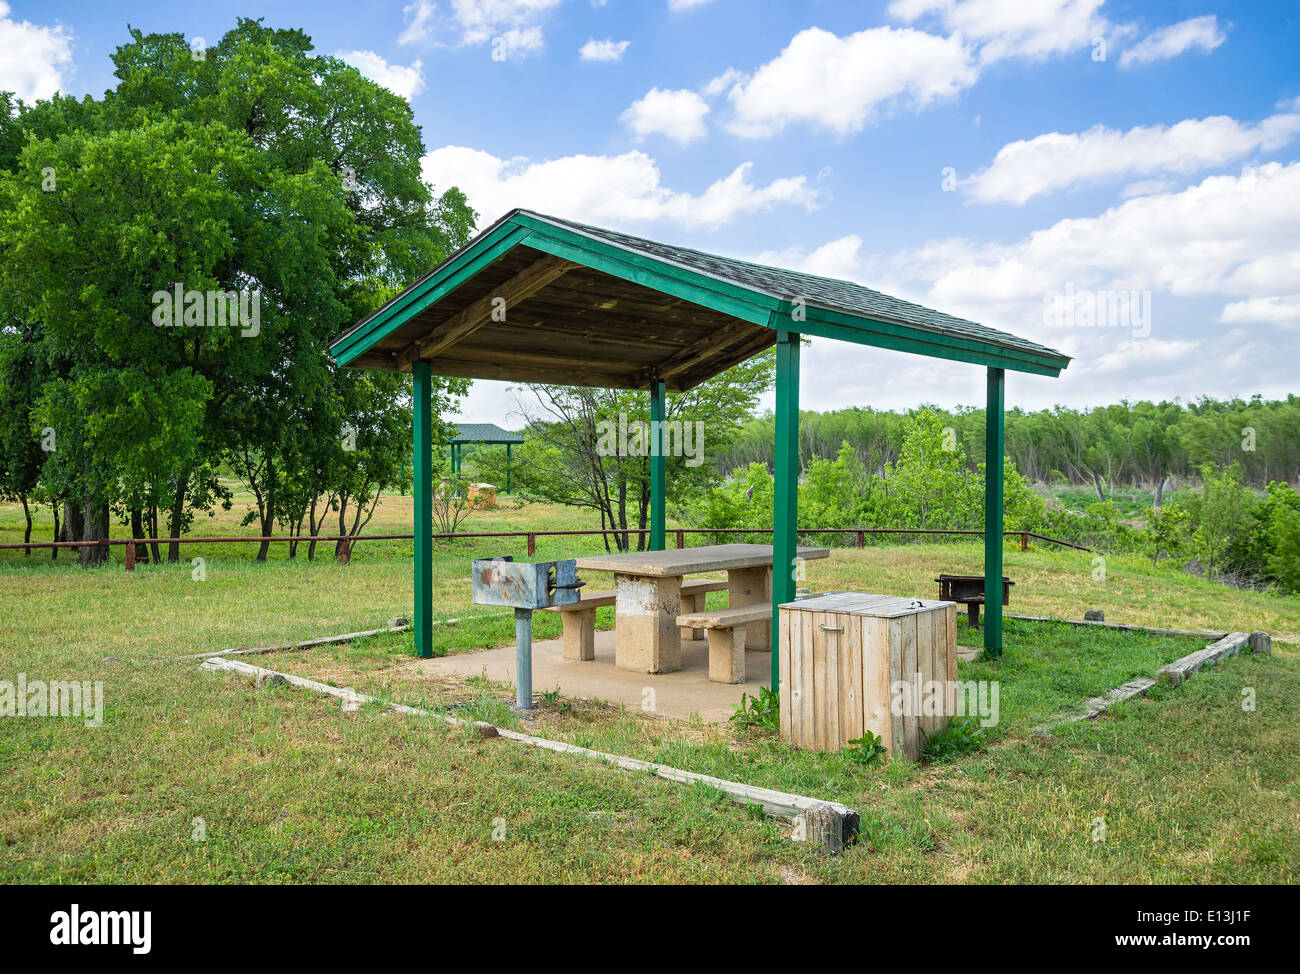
[520, 210, 1069, 365]
[451, 423, 524, 444]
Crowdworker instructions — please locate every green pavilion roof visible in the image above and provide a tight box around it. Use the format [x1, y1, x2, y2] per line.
[450, 423, 524, 445]
[330, 208, 1069, 389]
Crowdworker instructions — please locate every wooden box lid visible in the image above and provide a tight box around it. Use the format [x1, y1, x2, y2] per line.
[779, 591, 954, 618]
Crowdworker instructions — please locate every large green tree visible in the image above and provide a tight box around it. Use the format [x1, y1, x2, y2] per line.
[0, 19, 474, 562]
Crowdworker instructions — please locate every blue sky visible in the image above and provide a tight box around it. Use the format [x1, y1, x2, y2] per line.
[5, 0, 1300, 425]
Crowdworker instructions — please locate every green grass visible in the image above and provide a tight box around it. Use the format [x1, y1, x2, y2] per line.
[1, 493, 1298, 884]
[302, 617, 1203, 809]
[955, 616, 1202, 735]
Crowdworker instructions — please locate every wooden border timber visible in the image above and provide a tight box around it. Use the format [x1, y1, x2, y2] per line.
[1004, 613, 1227, 641]
[1034, 630, 1272, 733]
[1157, 631, 1268, 685]
[199, 656, 860, 854]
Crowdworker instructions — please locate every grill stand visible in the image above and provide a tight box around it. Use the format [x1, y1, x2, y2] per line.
[514, 607, 534, 710]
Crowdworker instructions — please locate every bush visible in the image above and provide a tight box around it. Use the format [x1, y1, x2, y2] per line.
[729, 685, 780, 733]
[1268, 503, 1300, 594]
[692, 408, 1046, 545]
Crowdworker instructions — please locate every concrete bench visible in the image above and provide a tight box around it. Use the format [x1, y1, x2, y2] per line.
[674, 603, 771, 684]
[543, 578, 728, 662]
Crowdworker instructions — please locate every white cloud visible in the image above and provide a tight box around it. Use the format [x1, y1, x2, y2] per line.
[496, 26, 544, 58]
[755, 235, 866, 282]
[336, 50, 427, 100]
[1120, 178, 1175, 198]
[668, 0, 713, 10]
[750, 162, 1300, 405]
[421, 146, 818, 230]
[1120, 14, 1227, 69]
[1220, 296, 1300, 328]
[399, 0, 438, 45]
[400, 0, 563, 52]
[717, 4, 1223, 140]
[726, 26, 977, 137]
[897, 163, 1300, 350]
[887, 0, 1118, 64]
[966, 107, 1300, 204]
[621, 88, 710, 145]
[0, 1, 72, 102]
[1089, 338, 1198, 372]
[579, 38, 629, 62]
[702, 67, 743, 97]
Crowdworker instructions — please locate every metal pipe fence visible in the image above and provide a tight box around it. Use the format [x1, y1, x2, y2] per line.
[0, 525, 1091, 569]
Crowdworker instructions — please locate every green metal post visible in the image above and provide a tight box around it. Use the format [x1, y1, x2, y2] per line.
[771, 331, 800, 688]
[984, 367, 1005, 659]
[506, 443, 512, 494]
[413, 362, 433, 659]
[649, 379, 667, 550]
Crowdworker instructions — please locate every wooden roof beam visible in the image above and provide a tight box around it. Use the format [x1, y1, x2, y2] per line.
[651, 317, 763, 382]
[396, 253, 577, 370]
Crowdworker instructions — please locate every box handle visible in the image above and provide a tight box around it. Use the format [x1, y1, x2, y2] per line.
[818, 623, 845, 633]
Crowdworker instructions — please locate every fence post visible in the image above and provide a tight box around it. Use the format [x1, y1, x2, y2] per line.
[676, 529, 685, 549]
[124, 541, 135, 573]
[1020, 532, 1028, 552]
[527, 533, 536, 556]
[856, 531, 865, 549]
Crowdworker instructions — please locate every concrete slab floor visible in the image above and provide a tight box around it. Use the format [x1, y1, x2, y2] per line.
[411, 628, 765, 723]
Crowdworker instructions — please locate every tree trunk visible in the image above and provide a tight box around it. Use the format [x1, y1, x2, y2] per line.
[166, 473, 189, 562]
[21, 495, 31, 555]
[52, 502, 61, 560]
[335, 493, 350, 560]
[1153, 474, 1166, 511]
[255, 459, 274, 562]
[77, 499, 109, 567]
[1092, 471, 1107, 503]
[307, 496, 319, 561]
[616, 477, 629, 552]
[130, 507, 149, 564]
[148, 504, 162, 564]
[636, 483, 649, 552]
[255, 506, 274, 561]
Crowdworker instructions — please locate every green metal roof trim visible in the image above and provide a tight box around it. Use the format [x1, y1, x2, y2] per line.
[331, 209, 1071, 378]
[450, 423, 524, 444]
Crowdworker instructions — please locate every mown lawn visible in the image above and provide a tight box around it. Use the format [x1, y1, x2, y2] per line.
[1, 495, 1298, 883]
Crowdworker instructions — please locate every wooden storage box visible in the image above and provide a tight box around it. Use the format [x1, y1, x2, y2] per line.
[778, 592, 957, 761]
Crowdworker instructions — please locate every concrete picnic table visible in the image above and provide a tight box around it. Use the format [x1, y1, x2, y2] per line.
[573, 543, 830, 674]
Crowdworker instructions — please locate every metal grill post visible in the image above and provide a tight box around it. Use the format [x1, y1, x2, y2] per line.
[515, 608, 533, 709]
